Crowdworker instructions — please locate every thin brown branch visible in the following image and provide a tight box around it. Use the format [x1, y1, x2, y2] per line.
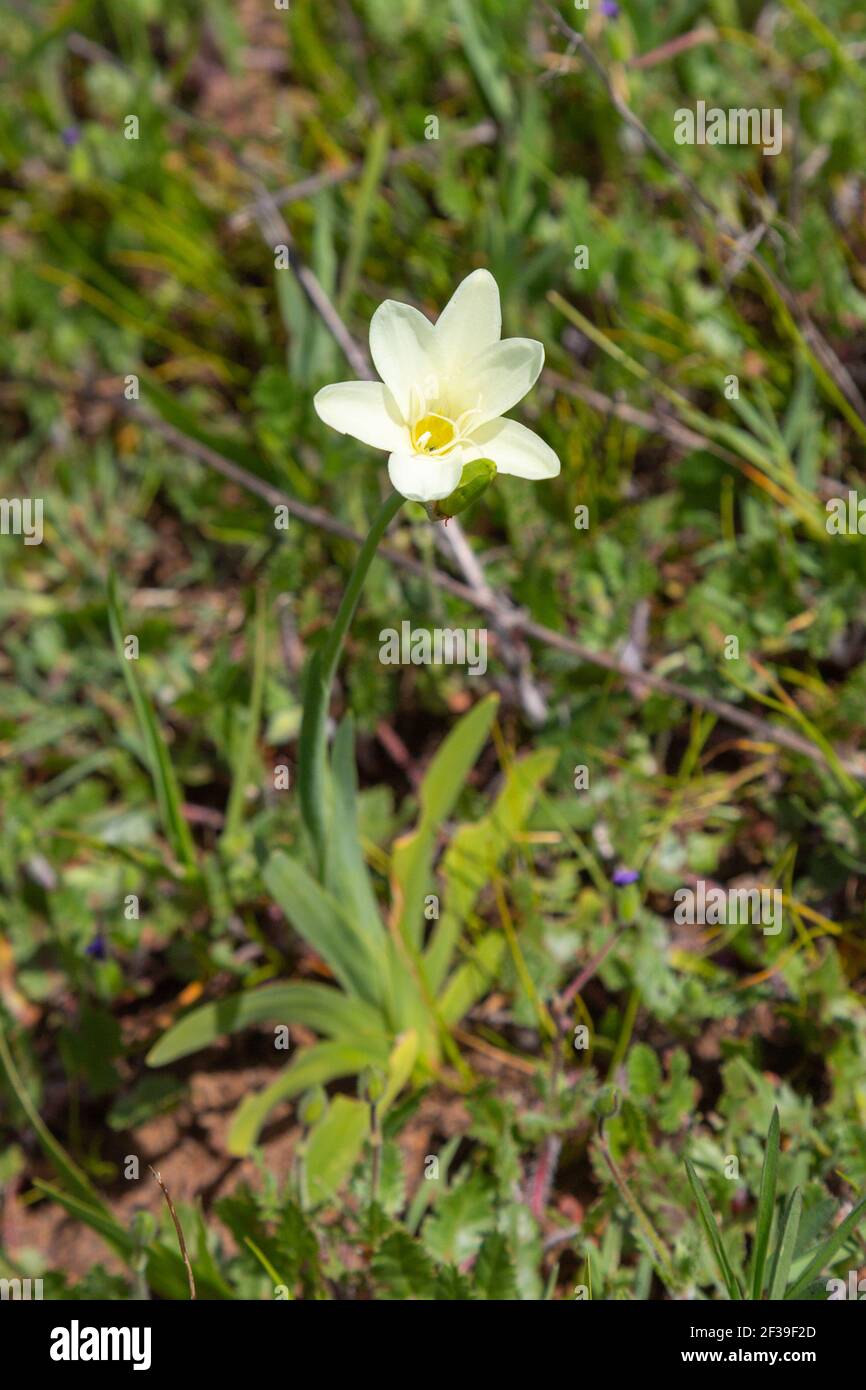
[149, 1165, 196, 1300]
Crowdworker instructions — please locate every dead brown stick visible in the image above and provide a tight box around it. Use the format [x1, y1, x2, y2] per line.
[149, 1165, 196, 1300]
[559, 932, 622, 1009]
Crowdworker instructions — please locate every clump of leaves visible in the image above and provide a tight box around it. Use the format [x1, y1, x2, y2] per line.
[686, 1108, 866, 1300]
[148, 697, 555, 1155]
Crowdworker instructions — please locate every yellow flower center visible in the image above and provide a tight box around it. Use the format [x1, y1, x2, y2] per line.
[411, 413, 456, 454]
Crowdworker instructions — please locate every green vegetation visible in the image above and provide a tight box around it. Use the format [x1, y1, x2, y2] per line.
[2, 0, 866, 1300]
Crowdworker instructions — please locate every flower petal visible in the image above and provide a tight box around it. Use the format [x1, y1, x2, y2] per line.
[387, 450, 464, 502]
[314, 381, 409, 451]
[369, 300, 437, 419]
[469, 417, 560, 480]
[453, 337, 544, 425]
[433, 269, 501, 373]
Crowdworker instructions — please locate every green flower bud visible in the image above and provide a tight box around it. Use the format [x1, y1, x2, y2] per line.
[298, 1085, 326, 1127]
[433, 458, 497, 520]
[593, 1086, 621, 1121]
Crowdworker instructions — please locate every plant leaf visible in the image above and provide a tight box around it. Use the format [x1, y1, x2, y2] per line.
[768, 1188, 802, 1300]
[221, 584, 268, 848]
[437, 931, 505, 1024]
[303, 1096, 370, 1206]
[685, 1159, 744, 1299]
[328, 717, 389, 948]
[425, 746, 555, 991]
[750, 1106, 781, 1299]
[786, 1194, 866, 1298]
[378, 1029, 419, 1115]
[227, 1039, 390, 1156]
[473, 1231, 518, 1300]
[106, 571, 197, 871]
[372, 1231, 436, 1300]
[146, 982, 385, 1067]
[263, 851, 385, 1007]
[391, 694, 498, 951]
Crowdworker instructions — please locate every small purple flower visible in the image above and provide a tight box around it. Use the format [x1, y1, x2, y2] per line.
[85, 934, 106, 960]
[601, 1, 620, 16]
[613, 868, 639, 886]
[61, 126, 81, 147]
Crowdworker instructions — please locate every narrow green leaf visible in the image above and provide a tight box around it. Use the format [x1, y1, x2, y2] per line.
[425, 747, 555, 990]
[146, 982, 385, 1067]
[0, 1026, 101, 1210]
[768, 1188, 802, 1300]
[437, 931, 505, 1024]
[221, 584, 268, 848]
[337, 120, 389, 316]
[378, 1029, 419, 1114]
[392, 694, 498, 950]
[450, 0, 514, 121]
[303, 1096, 370, 1206]
[106, 571, 197, 871]
[263, 851, 385, 1007]
[298, 492, 404, 874]
[751, 1106, 781, 1299]
[786, 1194, 866, 1299]
[227, 1039, 390, 1156]
[328, 717, 389, 948]
[685, 1159, 744, 1300]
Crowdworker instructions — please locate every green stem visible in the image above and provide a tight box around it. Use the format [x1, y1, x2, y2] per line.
[299, 489, 404, 874]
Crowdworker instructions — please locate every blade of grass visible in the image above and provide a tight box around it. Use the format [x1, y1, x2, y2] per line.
[685, 1158, 745, 1299]
[768, 1188, 802, 1300]
[786, 1194, 866, 1298]
[750, 1106, 781, 1299]
[106, 570, 198, 872]
[600, 1137, 680, 1293]
[299, 490, 404, 874]
[222, 584, 268, 848]
[0, 1026, 99, 1209]
[337, 120, 389, 317]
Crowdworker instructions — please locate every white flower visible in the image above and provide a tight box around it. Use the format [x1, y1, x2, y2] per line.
[313, 269, 560, 502]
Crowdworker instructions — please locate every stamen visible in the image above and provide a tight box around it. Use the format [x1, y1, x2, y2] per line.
[411, 412, 456, 454]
